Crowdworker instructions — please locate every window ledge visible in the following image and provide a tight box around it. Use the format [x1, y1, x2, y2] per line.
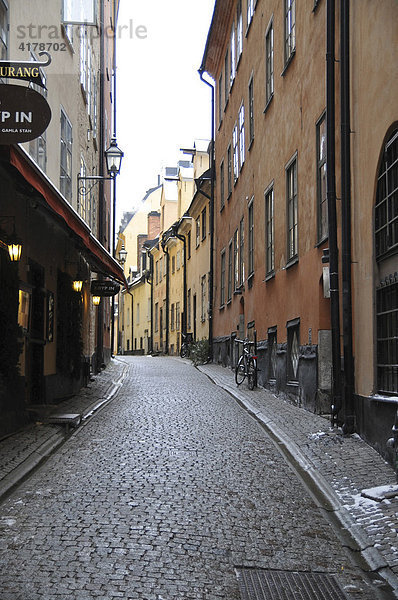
[286, 256, 299, 270]
[220, 203, 225, 213]
[219, 304, 225, 311]
[227, 192, 232, 202]
[234, 288, 243, 295]
[245, 19, 253, 38]
[281, 50, 296, 77]
[265, 270, 275, 282]
[248, 137, 254, 151]
[224, 98, 229, 112]
[227, 299, 232, 306]
[264, 93, 274, 114]
[315, 236, 328, 248]
[248, 272, 255, 288]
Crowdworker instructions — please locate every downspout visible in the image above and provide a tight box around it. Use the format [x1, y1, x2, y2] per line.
[340, 0, 355, 434]
[198, 68, 215, 361]
[161, 242, 170, 354]
[174, 231, 187, 337]
[96, 0, 106, 371]
[326, 0, 342, 426]
[149, 251, 154, 353]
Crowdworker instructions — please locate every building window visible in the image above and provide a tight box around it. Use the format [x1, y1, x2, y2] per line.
[187, 289, 192, 330]
[0, 1, 8, 61]
[171, 303, 175, 331]
[233, 124, 239, 183]
[220, 160, 225, 210]
[224, 50, 229, 105]
[317, 114, 328, 241]
[268, 327, 277, 380]
[220, 250, 226, 307]
[287, 319, 300, 382]
[155, 303, 159, 332]
[265, 185, 274, 275]
[228, 240, 233, 301]
[284, 0, 296, 64]
[201, 275, 207, 321]
[375, 129, 398, 260]
[218, 73, 223, 126]
[201, 207, 207, 240]
[227, 144, 232, 196]
[176, 250, 181, 270]
[286, 156, 298, 261]
[187, 231, 191, 259]
[155, 260, 159, 283]
[60, 108, 72, 201]
[239, 218, 245, 287]
[237, 1, 243, 61]
[265, 20, 274, 102]
[196, 217, 200, 247]
[159, 257, 163, 281]
[248, 198, 254, 276]
[80, 26, 88, 92]
[30, 132, 47, 173]
[136, 303, 140, 325]
[248, 77, 254, 145]
[376, 278, 398, 394]
[176, 302, 180, 330]
[239, 104, 245, 169]
[233, 229, 239, 291]
[230, 24, 236, 86]
[171, 255, 175, 274]
[247, 0, 254, 28]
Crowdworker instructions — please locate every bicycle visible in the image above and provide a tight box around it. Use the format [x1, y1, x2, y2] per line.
[235, 338, 257, 390]
[180, 332, 193, 358]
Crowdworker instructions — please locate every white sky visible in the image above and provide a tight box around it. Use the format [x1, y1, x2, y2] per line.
[115, 0, 215, 225]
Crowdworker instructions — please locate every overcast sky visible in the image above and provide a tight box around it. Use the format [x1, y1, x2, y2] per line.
[115, 0, 215, 224]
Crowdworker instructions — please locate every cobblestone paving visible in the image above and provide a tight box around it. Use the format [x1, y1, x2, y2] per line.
[0, 357, 394, 599]
[198, 363, 398, 580]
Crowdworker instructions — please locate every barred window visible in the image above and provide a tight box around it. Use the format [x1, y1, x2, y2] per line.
[375, 130, 398, 260]
[376, 277, 398, 394]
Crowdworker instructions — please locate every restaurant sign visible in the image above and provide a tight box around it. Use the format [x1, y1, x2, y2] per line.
[90, 280, 121, 297]
[0, 84, 52, 144]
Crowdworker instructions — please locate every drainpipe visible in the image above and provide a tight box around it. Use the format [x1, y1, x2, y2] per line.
[148, 251, 154, 353]
[340, 0, 355, 434]
[161, 241, 170, 354]
[326, 0, 342, 426]
[198, 68, 215, 361]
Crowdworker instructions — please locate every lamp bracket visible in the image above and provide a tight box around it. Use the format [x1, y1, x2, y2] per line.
[77, 174, 115, 197]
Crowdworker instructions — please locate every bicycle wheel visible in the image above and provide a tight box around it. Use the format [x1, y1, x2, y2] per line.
[180, 344, 188, 358]
[235, 355, 246, 385]
[247, 357, 257, 390]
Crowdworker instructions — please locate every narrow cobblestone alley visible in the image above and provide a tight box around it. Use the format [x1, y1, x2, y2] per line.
[0, 357, 394, 600]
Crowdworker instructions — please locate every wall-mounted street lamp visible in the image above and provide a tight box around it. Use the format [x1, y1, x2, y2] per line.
[118, 244, 127, 266]
[92, 296, 101, 306]
[72, 278, 84, 293]
[0, 217, 22, 262]
[77, 137, 124, 197]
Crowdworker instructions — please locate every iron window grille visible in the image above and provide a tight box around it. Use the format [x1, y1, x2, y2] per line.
[287, 318, 300, 382]
[376, 276, 398, 394]
[375, 129, 398, 261]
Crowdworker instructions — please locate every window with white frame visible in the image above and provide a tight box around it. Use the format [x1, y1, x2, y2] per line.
[228, 240, 233, 301]
[201, 275, 207, 321]
[196, 217, 200, 247]
[248, 198, 254, 276]
[265, 185, 274, 275]
[0, 1, 7, 61]
[220, 160, 225, 210]
[239, 217, 245, 287]
[233, 229, 239, 291]
[317, 114, 327, 241]
[237, 1, 243, 61]
[284, 0, 296, 64]
[227, 145, 232, 196]
[265, 20, 274, 102]
[286, 156, 298, 261]
[247, 0, 254, 28]
[248, 77, 254, 145]
[80, 26, 88, 91]
[60, 109, 72, 201]
[233, 124, 239, 182]
[224, 50, 229, 105]
[239, 104, 245, 169]
[176, 250, 181, 270]
[220, 250, 226, 307]
[230, 24, 236, 86]
[218, 73, 223, 126]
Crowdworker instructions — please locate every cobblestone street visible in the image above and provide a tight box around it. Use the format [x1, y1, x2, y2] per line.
[0, 357, 395, 599]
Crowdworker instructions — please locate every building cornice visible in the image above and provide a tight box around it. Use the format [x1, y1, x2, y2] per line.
[200, 0, 235, 78]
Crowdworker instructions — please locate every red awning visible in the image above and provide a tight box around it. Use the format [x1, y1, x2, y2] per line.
[8, 145, 127, 287]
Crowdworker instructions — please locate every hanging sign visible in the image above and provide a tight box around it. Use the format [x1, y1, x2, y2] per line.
[0, 52, 50, 89]
[90, 280, 120, 297]
[0, 84, 52, 144]
[62, 0, 96, 25]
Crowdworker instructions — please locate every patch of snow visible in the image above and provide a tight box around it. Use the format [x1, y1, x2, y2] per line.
[308, 431, 327, 440]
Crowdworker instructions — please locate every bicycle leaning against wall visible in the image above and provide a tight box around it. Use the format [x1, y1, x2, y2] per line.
[234, 338, 257, 390]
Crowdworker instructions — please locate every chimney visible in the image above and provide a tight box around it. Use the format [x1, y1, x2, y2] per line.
[148, 211, 160, 240]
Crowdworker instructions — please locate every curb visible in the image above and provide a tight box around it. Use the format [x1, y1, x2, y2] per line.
[199, 367, 398, 598]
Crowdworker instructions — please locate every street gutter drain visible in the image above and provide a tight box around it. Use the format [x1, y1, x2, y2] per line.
[236, 569, 349, 600]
